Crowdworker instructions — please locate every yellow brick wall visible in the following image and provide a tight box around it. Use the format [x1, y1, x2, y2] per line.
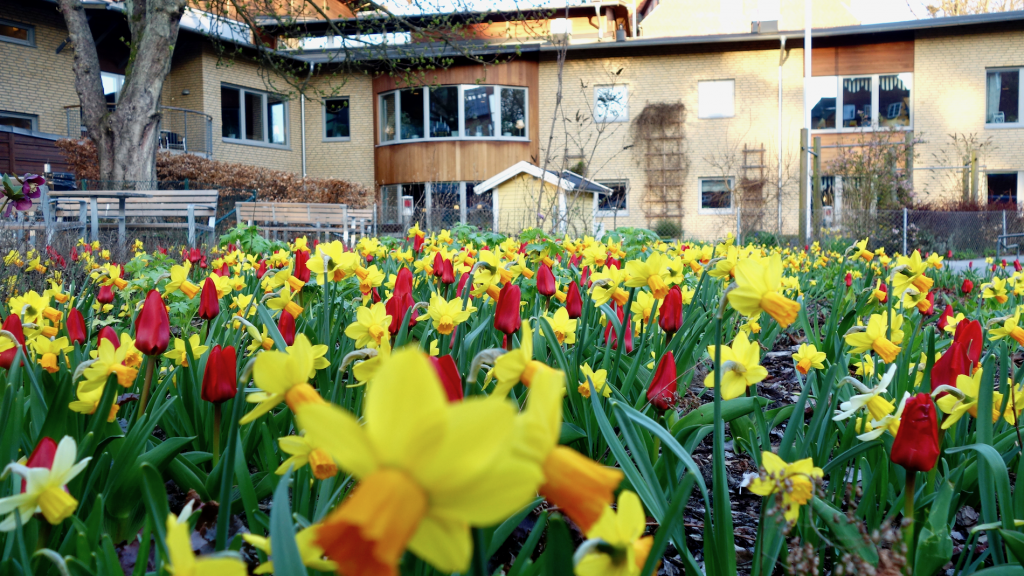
[0, 3, 79, 136]
[303, 74, 375, 191]
[538, 46, 806, 239]
[912, 29, 1024, 204]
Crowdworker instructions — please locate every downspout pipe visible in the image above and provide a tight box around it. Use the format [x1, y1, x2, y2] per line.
[803, 0, 812, 243]
[301, 62, 311, 178]
[778, 36, 786, 236]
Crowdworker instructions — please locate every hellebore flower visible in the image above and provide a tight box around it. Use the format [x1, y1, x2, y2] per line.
[201, 345, 238, 404]
[891, 393, 940, 473]
[135, 290, 170, 356]
[647, 352, 678, 410]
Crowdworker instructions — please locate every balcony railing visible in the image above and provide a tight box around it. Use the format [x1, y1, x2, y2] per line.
[64, 105, 214, 158]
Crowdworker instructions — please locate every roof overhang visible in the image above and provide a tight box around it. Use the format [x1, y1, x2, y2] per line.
[475, 161, 610, 195]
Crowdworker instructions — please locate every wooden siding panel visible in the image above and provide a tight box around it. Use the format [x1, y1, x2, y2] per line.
[1, 132, 71, 175]
[811, 41, 914, 77]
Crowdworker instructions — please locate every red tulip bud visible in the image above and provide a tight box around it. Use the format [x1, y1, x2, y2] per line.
[198, 277, 220, 321]
[440, 259, 456, 286]
[429, 355, 463, 402]
[386, 293, 416, 336]
[294, 249, 311, 283]
[936, 304, 954, 332]
[659, 285, 683, 337]
[844, 272, 853, 287]
[494, 283, 522, 336]
[961, 278, 974, 294]
[0, 315, 25, 369]
[536, 264, 556, 297]
[413, 234, 425, 253]
[603, 305, 633, 353]
[278, 310, 296, 346]
[565, 281, 583, 319]
[457, 272, 471, 299]
[96, 284, 114, 305]
[97, 326, 120, 349]
[890, 393, 940, 473]
[22, 437, 58, 491]
[201, 345, 238, 404]
[394, 267, 413, 297]
[134, 290, 170, 356]
[66, 308, 87, 345]
[433, 252, 445, 278]
[1016, 260, 1022, 272]
[648, 352, 678, 410]
[256, 259, 268, 278]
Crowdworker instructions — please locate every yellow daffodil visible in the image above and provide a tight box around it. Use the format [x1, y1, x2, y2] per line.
[983, 277, 1009, 304]
[163, 335, 208, 367]
[833, 365, 897, 423]
[577, 363, 610, 398]
[30, 336, 71, 373]
[727, 253, 801, 328]
[703, 331, 768, 400]
[239, 335, 325, 425]
[165, 262, 200, 298]
[590, 267, 629, 308]
[792, 343, 825, 375]
[574, 490, 657, 576]
[544, 307, 578, 345]
[417, 293, 477, 336]
[0, 436, 90, 530]
[624, 252, 671, 299]
[345, 302, 392, 349]
[266, 284, 304, 318]
[743, 452, 823, 523]
[844, 314, 901, 363]
[991, 314, 1024, 347]
[490, 321, 554, 397]
[242, 526, 337, 574]
[275, 435, 338, 480]
[166, 502, 247, 576]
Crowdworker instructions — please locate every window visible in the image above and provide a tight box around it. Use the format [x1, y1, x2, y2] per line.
[597, 180, 628, 213]
[698, 80, 735, 119]
[101, 72, 124, 104]
[221, 84, 288, 146]
[323, 98, 350, 140]
[0, 111, 37, 131]
[377, 84, 528, 144]
[987, 69, 1020, 125]
[988, 173, 1018, 206]
[812, 73, 913, 131]
[699, 178, 734, 212]
[0, 19, 33, 46]
[594, 85, 628, 123]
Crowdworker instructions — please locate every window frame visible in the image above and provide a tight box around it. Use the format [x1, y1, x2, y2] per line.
[698, 177, 735, 214]
[985, 67, 1023, 129]
[810, 73, 914, 133]
[0, 19, 34, 47]
[0, 111, 38, 131]
[220, 83, 290, 149]
[594, 84, 629, 124]
[376, 84, 529, 146]
[697, 79, 736, 120]
[596, 179, 629, 216]
[322, 96, 351, 142]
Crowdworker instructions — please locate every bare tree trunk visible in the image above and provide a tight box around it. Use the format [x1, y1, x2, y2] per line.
[58, 0, 186, 188]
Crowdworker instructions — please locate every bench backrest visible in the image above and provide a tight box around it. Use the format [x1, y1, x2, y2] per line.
[235, 202, 354, 226]
[55, 190, 219, 219]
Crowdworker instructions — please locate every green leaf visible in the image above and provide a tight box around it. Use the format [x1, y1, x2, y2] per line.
[487, 497, 542, 558]
[541, 516, 574, 576]
[810, 497, 879, 566]
[558, 422, 586, 445]
[972, 568, 1024, 576]
[915, 482, 954, 576]
[1000, 530, 1024, 567]
[139, 464, 170, 564]
[670, 396, 768, 434]
[269, 467, 306, 575]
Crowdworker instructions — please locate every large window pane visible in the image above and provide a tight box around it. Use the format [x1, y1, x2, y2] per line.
[809, 76, 837, 130]
[324, 98, 350, 139]
[267, 94, 286, 144]
[842, 77, 873, 128]
[221, 86, 241, 139]
[466, 182, 492, 229]
[399, 88, 425, 140]
[598, 181, 628, 212]
[464, 86, 497, 137]
[244, 91, 263, 141]
[879, 74, 911, 127]
[380, 93, 396, 142]
[700, 179, 732, 210]
[500, 88, 527, 136]
[987, 70, 1019, 124]
[429, 87, 459, 137]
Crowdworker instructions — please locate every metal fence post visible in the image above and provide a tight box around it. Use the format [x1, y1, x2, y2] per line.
[902, 208, 908, 255]
[1003, 210, 1007, 240]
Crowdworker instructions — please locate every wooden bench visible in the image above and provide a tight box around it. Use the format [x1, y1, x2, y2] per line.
[235, 201, 375, 245]
[54, 190, 219, 247]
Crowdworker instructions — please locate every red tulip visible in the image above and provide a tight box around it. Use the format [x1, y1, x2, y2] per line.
[96, 284, 114, 305]
[607, 257, 621, 270]
[890, 393, 940, 473]
[565, 281, 583, 319]
[956, 319, 983, 367]
[494, 283, 522, 336]
[581, 267, 592, 288]
[135, 290, 170, 356]
[429, 355, 463, 402]
[186, 248, 202, 264]
[386, 293, 416, 336]
[919, 291, 935, 316]
[457, 272, 471, 299]
[371, 287, 382, 304]
[936, 304, 954, 332]
[66, 308, 87, 345]
[394, 267, 413, 297]
[256, 259, 268, 279]
[198, 277, 220, 321]
[536, 264, 556, 297]
[440, 259, 456, 286]
[961, 278, 974, 294]
[0, 315, 25, 369]
[413, 234, 425, 253]
[97, 326, 120, 349]
[844, 272, 853, 287]
[1016, 260, 1022, 272]
[21, 437, 58, 491]
[648, 352, 678, 410]
[201, 345, 238, 404]
[603, 305, 633, 353]
[433, 252, 445, 278]
[278, 310, 296, 346]
[659, 286, 683, 338]
[294, 249, 311, 283]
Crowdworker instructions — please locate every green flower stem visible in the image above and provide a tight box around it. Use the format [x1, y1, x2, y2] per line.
[904, 472, 915, 572]
[136, 355, 156, 421]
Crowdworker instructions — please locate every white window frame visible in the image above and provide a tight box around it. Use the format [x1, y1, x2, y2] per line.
[985, 67, 1023, 129]
[101, 72, 125, 103]
[698, 177, 735, 214]
[697, 79, 735, 119]
[0, 111, 38, 131]
[595, 180, 629, 216]
[322, 97, 351, 142]
[220, 83, 290, 149]
[0, 19, 34, 47]
[811, 73, 914, 133]
[594, 84, 629, 123]
[377, 84, 529, 146]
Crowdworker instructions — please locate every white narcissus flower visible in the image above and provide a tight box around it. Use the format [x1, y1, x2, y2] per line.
[0, 436, 90, 531]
